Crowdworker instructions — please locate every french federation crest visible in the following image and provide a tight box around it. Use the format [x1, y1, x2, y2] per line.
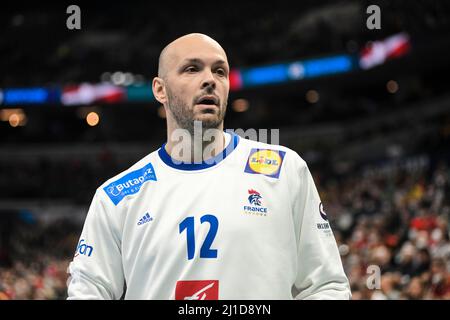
[248, 189, 262, 206]
[243, 189, 268, 216]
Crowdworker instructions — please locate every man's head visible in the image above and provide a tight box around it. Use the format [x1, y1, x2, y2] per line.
[152, 33, 230, 135]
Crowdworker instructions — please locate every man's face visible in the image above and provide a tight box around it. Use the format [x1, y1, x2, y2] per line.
[162, 38, 230, 134]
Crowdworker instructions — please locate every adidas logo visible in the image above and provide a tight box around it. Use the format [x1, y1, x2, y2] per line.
[137, 212, 153, 226]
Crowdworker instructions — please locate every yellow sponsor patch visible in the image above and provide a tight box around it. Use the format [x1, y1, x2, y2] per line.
[244, 149, 286, 178]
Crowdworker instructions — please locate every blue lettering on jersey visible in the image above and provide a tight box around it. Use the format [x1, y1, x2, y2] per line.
[103, 162, 157, 205]
[74, 239, 93, 257]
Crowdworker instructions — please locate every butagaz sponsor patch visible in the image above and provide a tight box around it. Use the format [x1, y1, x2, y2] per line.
[103, 162, 157, 205]
[244, 149, 285, 179]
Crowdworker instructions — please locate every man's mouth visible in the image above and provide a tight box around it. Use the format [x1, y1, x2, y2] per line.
[195, 95, 219, 107]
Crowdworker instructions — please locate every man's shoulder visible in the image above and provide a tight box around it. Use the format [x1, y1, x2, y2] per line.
[96, 149, 160, 206]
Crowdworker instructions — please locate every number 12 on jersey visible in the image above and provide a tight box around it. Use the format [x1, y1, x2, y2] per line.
[179, 214, 218, 260]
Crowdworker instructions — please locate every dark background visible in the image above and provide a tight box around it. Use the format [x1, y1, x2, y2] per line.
[0, 0, 449, 299]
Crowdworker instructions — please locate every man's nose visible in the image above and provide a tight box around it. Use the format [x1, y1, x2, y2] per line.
[201, 70, 216, 90]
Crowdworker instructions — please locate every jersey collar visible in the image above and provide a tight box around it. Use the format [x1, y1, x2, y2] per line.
[158, 132, 240, 171]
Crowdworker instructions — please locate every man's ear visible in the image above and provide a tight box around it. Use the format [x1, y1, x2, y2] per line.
[152, 77, 167, 105]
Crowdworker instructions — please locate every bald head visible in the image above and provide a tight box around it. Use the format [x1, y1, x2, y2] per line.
[157, 33, 227, 79]
[152, 33, 230, 136]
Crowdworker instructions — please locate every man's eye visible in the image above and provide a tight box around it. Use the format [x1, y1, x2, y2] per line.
[185, 66, 198, 73]
[216, 68, 227, 76]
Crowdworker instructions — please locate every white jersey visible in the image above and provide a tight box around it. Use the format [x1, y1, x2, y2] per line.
[67, 132, 351, 300]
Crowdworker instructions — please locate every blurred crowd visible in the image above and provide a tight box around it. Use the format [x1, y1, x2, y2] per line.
[321, 159, 450, 299]
[0, 258, 70, 300]
[0, 218, 79, 299]
[0, 156, 449, 300]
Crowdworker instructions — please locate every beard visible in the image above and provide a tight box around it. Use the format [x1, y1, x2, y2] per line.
[166, 88, 227, 135]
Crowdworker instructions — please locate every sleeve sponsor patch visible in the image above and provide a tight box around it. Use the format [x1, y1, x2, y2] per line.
[244, 148, 286, 179]
[103, 162, 157, 205]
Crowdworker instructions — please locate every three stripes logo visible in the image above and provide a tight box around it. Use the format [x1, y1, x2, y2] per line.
[137, 212, 153, 226]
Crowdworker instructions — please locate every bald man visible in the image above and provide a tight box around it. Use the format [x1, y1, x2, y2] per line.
[154, 33, 230, 163]
[67, 33, 351, 300]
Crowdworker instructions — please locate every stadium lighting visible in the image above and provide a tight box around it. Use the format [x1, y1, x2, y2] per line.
[86, 111, 100, 126]
[123, 73, 135, 86]
[101, 72, 112, 82]
[112, 72, 126, 85]
[387, 80, 399, 93]
[2, 108, 27, 127]
[232, 99, 249, 112]
[306, 90, 319, 103]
